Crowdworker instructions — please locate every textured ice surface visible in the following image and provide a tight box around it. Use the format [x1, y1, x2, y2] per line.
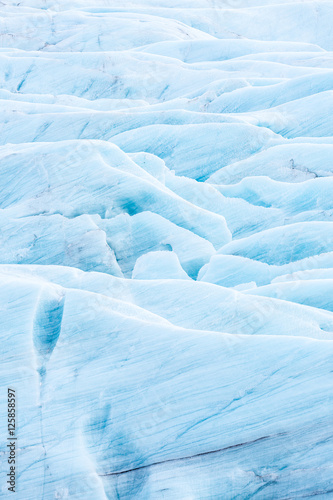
[0, 1, 333, 499]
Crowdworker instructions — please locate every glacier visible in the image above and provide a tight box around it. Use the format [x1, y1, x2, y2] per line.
[0, 0, 333, 499]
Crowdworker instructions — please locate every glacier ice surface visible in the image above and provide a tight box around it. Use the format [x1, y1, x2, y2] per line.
[0, 1, 333, 499]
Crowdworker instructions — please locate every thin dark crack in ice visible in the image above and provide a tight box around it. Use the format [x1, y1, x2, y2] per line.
[99, 434, 285, 477]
